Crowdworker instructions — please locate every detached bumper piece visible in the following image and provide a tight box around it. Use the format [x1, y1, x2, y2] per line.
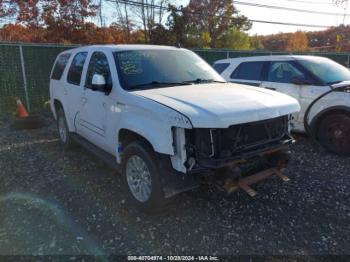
[224, 168, 290, 197]
[213, 149, 291, 196]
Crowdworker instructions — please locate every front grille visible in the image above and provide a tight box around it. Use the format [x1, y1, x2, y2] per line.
[186, 115, 289, 160]
[223, 115, 288, 151]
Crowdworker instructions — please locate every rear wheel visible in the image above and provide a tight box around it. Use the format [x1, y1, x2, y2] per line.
[56, 107, 73, 149]
[317, 113, 350, 156]
[121, 141, 167, 212]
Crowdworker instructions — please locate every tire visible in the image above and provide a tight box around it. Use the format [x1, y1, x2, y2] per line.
[56, 107, 74, 149]
[121, 141, 167, 212]
[317, 113, 350, 156]
[13, 115, 46, 130]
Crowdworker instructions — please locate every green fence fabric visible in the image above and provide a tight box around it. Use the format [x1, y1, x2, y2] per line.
[0, 44, 73, 114]
[1, 43, 350, 114]
[22, 45, 69, 113]
[0, 45, 24, 114]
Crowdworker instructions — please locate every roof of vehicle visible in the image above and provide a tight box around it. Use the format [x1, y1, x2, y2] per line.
[214, 55, 329, 64]
[61, 44, 184, 54]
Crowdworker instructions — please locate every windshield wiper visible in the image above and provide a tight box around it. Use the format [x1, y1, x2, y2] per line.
[128, 79, 226, 90]
[128, 81, 190, 90]
[184, 78, 226, 84]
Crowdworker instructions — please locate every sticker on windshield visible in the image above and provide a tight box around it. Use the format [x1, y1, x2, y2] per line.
[120, 61, 143, 75]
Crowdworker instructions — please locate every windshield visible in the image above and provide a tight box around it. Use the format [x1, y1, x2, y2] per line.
[114, 49, 225, 90]
[298, 57, 350, 85]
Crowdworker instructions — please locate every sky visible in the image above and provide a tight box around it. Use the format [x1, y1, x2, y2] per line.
[234, 0, 349, 35]
[102, 0, 350, 35]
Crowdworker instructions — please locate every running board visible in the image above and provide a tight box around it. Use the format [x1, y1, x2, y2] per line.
[71, 134, 121, 172]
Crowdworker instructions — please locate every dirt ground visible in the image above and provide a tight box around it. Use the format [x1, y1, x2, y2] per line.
[0, 117, 349, 256]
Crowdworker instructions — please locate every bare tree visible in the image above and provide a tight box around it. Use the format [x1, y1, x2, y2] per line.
[112, 0, 134, 42]
[99, 0, 103, 27]
[132, 0, 170, 43]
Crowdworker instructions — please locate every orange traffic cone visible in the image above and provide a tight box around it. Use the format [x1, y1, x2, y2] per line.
[16, 97, 29, 118]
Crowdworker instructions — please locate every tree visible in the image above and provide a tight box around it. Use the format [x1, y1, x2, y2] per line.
[250, 35, 264, 50]
[41, 0, 99, 43]
[286, 31, 309, 51]
[183, 0, 251, 47]
[129, 0, 170, 43]
[218, 28, 250, 49]
[260, 33, 291, 51]
[0, 0, 16, 19]
[167, 4, 188, 46]
[0, 0, 100, 43]
[16, 0, 40, 27]
[0, 24, 33, 42]
[113, 0, 134, 42]
[148, 24, 175, 45]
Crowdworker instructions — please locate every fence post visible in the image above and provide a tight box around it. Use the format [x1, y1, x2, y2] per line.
[227, 51, 229, 58]
[347, 54, 350, 69]
[19, 45, 30, 111]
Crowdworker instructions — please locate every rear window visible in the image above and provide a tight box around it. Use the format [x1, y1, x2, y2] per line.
[213, 63, 230, 74]
[67, 52, 88, 86]
[51, 53, 71, 80]
[231, 61, 264, 81]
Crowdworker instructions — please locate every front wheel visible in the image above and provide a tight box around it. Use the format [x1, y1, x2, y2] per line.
[317, 113, 350, 156]
[121, 141, 167, 212]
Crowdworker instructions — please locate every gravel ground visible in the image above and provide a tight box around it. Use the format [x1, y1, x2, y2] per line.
[0, 116, 349, 256]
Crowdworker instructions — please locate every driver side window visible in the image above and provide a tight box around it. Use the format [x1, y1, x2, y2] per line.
[267, 61, 305, 84]
[85, 52, 112, 90]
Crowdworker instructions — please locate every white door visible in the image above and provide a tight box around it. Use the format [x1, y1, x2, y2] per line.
[64, 51, 88, 129]
[260, 61, 330, 131]
[77, 51, 113, 150]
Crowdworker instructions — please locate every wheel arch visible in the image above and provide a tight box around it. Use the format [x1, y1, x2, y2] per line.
[310, 106, 350, 137]
[118, 128, 156, 154]
[53, 99, 75, 132]
[53, 99, 63, 119]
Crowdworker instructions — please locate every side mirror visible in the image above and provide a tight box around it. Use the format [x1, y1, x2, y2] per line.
[291, 76, 311, 85]
[91, 74, 112, 94]
[92, 74, 106, 91]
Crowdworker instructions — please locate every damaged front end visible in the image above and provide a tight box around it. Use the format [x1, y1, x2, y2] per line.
[183, 115, 293, 195]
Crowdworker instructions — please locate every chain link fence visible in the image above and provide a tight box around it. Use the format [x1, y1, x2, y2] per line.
[0, 43, 73, 114]
[1, 43, 350, 114]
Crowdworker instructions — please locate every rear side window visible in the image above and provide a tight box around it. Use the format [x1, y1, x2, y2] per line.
[67, 52, 88, 86]
[231, 61, 264, 81]
[213, 63, 230, 74]
[51, 53, 71, 80]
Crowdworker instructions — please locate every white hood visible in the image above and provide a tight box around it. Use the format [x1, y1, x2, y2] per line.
[133, 83, 300, 128]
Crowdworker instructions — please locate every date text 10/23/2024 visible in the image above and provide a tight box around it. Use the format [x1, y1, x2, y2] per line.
[127, 256, 219, 261]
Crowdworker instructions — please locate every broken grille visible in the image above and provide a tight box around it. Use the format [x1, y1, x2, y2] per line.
[186, 115, 289, 160]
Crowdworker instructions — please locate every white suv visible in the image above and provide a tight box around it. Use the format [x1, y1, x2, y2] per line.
[50, 45, 299, 211]
[214, 55, 350, 155]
